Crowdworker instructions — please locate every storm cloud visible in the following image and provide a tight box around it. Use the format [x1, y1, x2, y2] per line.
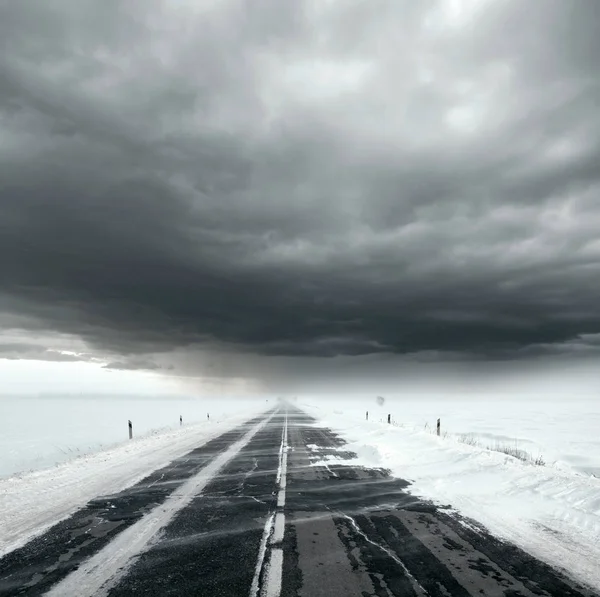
[1, 0, 600, 370]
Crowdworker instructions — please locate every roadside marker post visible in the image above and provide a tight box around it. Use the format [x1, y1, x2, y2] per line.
[128, 420, 133, 440]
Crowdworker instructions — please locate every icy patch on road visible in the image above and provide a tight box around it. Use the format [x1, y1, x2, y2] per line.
[302, 402, 600, 592]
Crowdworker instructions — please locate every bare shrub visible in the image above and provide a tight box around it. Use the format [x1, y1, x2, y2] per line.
[455, 435, 545, 467]
[457, 434, 480, 447]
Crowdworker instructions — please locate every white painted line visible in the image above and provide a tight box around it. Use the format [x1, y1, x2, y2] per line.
[277, 416, 288, 499]
[271, 512, 285, 544]
[275, 423, 285, 485]
[252, 411, 288, 597]
[250, 513, 275, 597]
[279, 454, 287, 489]
[277, 488, 286, 508]
[262, 548, 283, 597]
[45, 413, 275, 597]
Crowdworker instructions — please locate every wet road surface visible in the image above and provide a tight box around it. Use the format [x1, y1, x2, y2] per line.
[0, 406, 597, 597]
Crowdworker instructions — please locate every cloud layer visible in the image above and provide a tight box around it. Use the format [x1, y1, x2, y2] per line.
[1, 0, 600, 367]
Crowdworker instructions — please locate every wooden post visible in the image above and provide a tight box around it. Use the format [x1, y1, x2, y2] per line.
[436, 418, 440, 436]
[387, 413, 391, 424]
[180, 415, 182, 426]
[128, 420, 133, 440]
[366, 411, 369, 421]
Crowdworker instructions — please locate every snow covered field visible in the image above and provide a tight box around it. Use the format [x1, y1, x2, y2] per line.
[301, 395, 600, 591]
[302, 393, 600, 476]
[0, 403, 266, 556]
[0, 394, 270, 478]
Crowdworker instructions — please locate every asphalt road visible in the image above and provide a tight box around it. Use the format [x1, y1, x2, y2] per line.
[0, 406, 597, 597]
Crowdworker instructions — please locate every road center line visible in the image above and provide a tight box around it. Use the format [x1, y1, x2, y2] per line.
[45, 412, 276, 597]
[250, 412, 288, 597]
[250, 513, 276, 597]
[263, 548, 283, 597]
[275, 423, 285, 485]
[271, 512, 285, 544]
[260, 411, 288, 596]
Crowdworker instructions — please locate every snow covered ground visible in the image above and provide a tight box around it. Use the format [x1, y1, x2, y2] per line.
[0, 394, 271, 478]
[2, 393, 598, 589]
[0, 402, 265, 556]
[301, 395, 600, 591]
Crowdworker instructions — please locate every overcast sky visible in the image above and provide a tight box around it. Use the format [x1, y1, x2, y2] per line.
[1, 0, 599, 394]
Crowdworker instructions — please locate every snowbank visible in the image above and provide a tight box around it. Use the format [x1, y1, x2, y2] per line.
[302, 402, 600, 591]
[0, 407, 263, 556]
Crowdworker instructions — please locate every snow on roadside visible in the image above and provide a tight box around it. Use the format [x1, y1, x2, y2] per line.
[302, 404, 600, 592]
[0, 407, 264, 557]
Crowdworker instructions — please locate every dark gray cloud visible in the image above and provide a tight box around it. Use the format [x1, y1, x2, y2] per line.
[1, 0, 600, 370]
